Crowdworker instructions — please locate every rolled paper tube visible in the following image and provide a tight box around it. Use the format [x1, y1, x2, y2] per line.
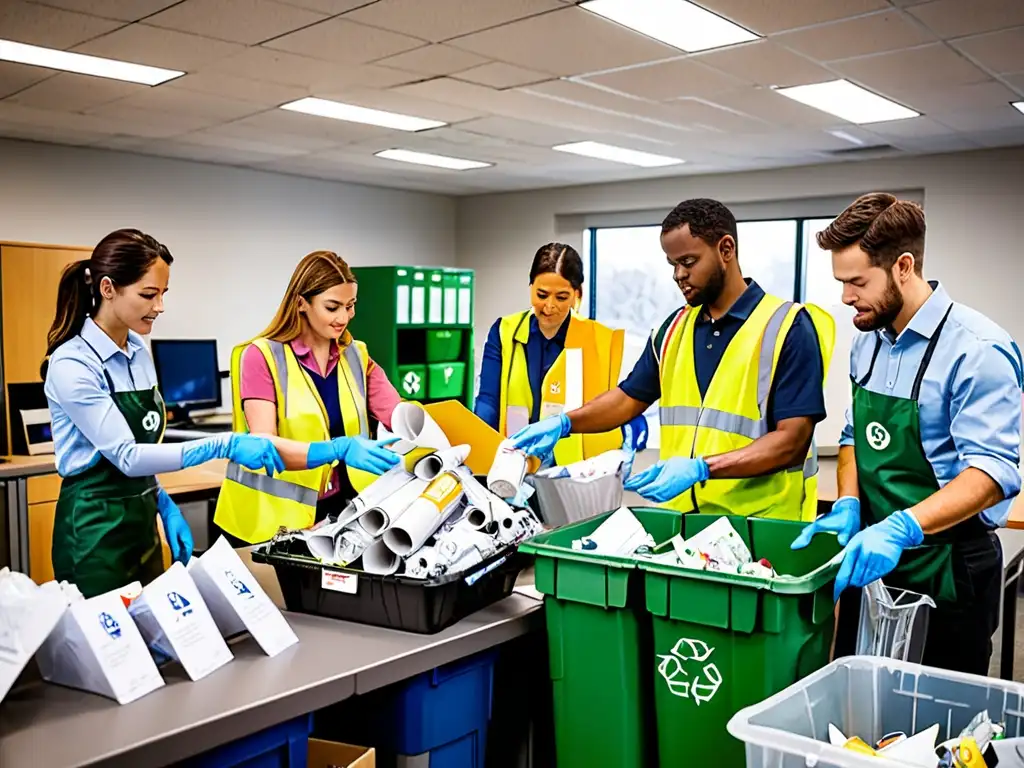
[497, 508, 534, 545]
[401, 446, 437, 474]
[487, 441, 528, 499]
[465, 505, 492, 531]
[336, 466, 416, 528]
[384, 472, 464, 556]
[403, 545, 440, 580]
[334, 527, 374, 566]
[358, 476, 429, 537]
[391, 402, 451, 451]
[361, 540, 401, 576]
[414, 444, 471, 481]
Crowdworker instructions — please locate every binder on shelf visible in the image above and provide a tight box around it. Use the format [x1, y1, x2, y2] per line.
[428, 271, 444, 325]
[442, 272, 460, 325]
[410, 270, 427, 325]
[395, 268, 412, 326]
[457, 272, 473, 325]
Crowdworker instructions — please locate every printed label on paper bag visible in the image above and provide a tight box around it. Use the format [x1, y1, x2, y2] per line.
[78, 593, 164, 705]
[195, 539, 299, 657]
[144, 564, 232, 681]
[321, 570, 358, 595]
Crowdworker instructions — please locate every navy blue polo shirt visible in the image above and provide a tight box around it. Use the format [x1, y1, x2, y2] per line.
[619, 279, 826, 430]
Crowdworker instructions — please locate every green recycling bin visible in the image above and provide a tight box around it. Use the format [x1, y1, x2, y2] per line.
[396, 364, 426, 401]
[425, 330, 463, 362]
[641, 514, 841, 767]
[427, 361, 465, 399]
[519, 509, 683, 768]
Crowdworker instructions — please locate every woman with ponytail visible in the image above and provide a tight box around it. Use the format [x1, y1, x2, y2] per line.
[44, 229, 299, 598]
[475, 243, 648, 468]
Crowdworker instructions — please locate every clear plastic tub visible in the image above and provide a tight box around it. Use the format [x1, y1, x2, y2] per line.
[727, 656, 1024, 767]
[530, 472, 623, 528]
[856, 581, 936, 663]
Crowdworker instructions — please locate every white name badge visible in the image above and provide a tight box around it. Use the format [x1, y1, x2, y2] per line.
[36, 584, 165, 705]
[128, 563, 233, 681]
[188, 537, 298, 658]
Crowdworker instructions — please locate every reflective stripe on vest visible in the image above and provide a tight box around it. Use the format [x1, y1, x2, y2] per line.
[225, 461, 319, 507]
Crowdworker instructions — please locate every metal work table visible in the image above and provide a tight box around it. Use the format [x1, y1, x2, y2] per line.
[0, 552, 544, 768]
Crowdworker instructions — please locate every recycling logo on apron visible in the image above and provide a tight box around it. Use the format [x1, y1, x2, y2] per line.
[142, 410, 161, 433]
[866, 421, 891, 451]
[402, 371, 421, 396]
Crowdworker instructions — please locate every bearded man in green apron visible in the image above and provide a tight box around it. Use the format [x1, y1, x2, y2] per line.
[794, 193, 1023, 675]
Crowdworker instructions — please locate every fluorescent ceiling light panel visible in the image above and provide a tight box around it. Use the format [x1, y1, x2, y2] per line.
[0, 39, 182, 85]
[775, 80, 919, 124]
[375, 149, 492, 170]
[580, 0, 758, 53]
[1012, 101, 1024, 116]
[552, 141, 683, 167]
[280, 97, 445, 131]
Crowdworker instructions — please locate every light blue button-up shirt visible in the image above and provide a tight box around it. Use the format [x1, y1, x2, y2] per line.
[44, 317, 186, 478]
[840, 282, 1023, 527]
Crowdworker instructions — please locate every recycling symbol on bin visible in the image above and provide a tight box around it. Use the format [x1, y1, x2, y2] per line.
[402, 371, 421, 395]
[443, 365, 454, 384]
[657, 637, 723, 706]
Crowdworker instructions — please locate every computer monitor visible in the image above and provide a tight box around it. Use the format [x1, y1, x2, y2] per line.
[150, 339, 222, 421]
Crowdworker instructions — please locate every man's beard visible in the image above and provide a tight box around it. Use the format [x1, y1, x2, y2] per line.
[854, 273, 903, 332]
[681, 263, 726, 308]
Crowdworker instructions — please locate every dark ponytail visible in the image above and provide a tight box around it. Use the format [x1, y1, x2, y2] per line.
[529, 242, 584, 291]
[41, 229, 173, 378]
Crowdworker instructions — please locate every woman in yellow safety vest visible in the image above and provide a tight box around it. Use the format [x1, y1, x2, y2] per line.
[214, 251, 401, 544]
[475, 243, 647, 465]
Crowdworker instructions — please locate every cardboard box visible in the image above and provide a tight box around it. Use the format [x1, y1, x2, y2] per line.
[307, 739, 375, 768]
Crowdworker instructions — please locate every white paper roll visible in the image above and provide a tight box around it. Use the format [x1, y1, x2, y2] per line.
[358, 476, 429, 537]
[487, 441, 528, 499]
[392, 402, 451, 450]
[414, 444, 470, 481]
[496, 508, 539, 545]
[464, 505, 491, 531]
[402, 546, 440, 580]
[362, 540, 400, 576]
[384, 474, 464, 556]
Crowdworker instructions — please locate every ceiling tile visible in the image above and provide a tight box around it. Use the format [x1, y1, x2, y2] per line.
[773, 10, 936, 62]
[343, 0, 563, 44]
[517, 79, 697, 127]
[860, 115, 953, 138]
[163, 72, 307, 106]
[6, 72, 146, 111]
[216, 108, 399, 144]
[0, 61, 57, 99]
[0, 99, 188, 137]
[145, 0, 329, 45]
[26, 0, 181, 21]
[0, 1, 123, 49]
[196, 116, 342, 151]
[372, 44, 490, 76]
[0, 119, 109, 145]
[832, 43, 990, 91]
[452, 115, 590, 147]
[173, 129, 310, 159]
[658, 98, 769, 133]
[275, 0, 374, 13]
[82, 101, 230, 135]
[907, 0, 1024, 39]
[307, 87, 485, 123]
[454, 62, 553, 89]
[201, 47, 418, 90]
[447, 6, 682, 77]
[709, 86, 845, 128]
[138, 139, 297, 165]
[582, 59, 747, 101]
[932, 104, 1024, 131]
[1005, 73, 1024, 92]
[882, 80, 1020, 114]
[952, 28, 1024, 75]
[693, 40, 835, 88]
[970, 125, 1024, 148]
[74, 24, 245, 70]
[262, 18, 424, 64]
[90, 87, 266, 120]
[694, 0, 889, 35]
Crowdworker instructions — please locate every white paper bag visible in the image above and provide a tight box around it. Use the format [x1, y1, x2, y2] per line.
[128, 562, 233, 681]
[187, 538, 298, 658]
[36, 583, 165, 705]
[0, 570, 69, 703]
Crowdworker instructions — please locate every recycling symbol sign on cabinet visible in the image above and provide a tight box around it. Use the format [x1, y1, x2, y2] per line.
[402, 371, 421, 396]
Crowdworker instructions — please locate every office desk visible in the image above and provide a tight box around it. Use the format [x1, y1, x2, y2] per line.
[0, 457, 225, 579]
[0, 551, 543, 768]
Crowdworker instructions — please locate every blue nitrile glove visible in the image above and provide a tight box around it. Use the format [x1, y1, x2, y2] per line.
[791, 496, 861, 549]
[307, 436, 400, 475]
[623, 457, 710, 503]
[832, 509, 924, 602]
[157, 488, 193, 564]
[622, 414, 649, 452]
[182, 434, 285, 476]
[509, 413, 571, 461]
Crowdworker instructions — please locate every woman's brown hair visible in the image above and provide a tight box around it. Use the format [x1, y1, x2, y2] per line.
[259, 250, 357, 342]
[41, 229, 173, 378]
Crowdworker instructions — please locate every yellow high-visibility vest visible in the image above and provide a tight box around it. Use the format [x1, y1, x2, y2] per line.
[497, 311, 625, 465]
[657, 294, 835, 520]
[212, 337, 373, 543]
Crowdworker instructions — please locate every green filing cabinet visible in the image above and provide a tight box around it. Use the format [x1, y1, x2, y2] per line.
[348, 266, 475, 411]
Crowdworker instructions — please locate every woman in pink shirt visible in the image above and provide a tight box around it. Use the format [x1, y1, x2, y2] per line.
[220, 251, 401, 537]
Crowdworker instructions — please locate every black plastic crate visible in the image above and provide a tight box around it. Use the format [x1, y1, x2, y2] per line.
[251, 545, 526, 634]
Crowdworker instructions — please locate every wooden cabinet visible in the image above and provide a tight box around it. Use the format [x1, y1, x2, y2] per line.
[1, 241, 91, 450]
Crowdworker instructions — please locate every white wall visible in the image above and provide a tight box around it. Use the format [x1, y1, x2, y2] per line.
[456, 147, 1024, 449]
[0, 138, 457, 394]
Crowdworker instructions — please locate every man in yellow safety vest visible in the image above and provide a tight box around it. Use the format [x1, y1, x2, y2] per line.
[510, 198, 835, 520]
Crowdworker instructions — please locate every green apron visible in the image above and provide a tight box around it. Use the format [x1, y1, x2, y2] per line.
[852, 305, 988, 606]
[52, 338, 168, 599]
